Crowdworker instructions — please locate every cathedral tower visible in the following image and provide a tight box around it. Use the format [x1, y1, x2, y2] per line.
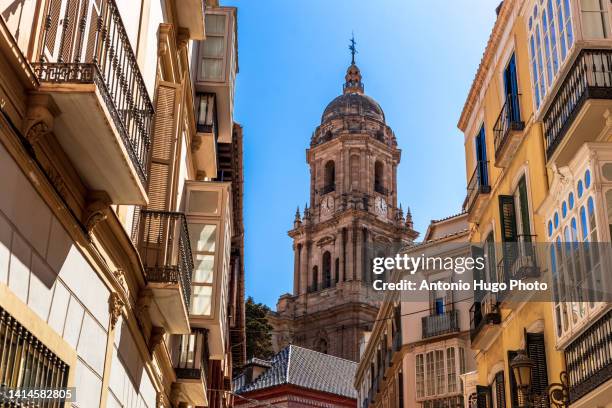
[269, 54, 418, 362]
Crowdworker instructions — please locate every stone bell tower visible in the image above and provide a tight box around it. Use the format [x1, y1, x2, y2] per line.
[268, 53, 418, 362]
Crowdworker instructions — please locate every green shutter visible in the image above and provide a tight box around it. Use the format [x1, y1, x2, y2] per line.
[476, 385, 491, 408]
[526, 333, 549, 402]
[499, 195, 518, 242]
[518, 177, 532, 239]
[495, 371, 507, 408]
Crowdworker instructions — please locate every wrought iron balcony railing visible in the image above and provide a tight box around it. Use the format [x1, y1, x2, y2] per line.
[465, 162, 491, 212]
[544, 49, 612, 159]
[33, 0, 154, 184]
[494, 93, 524, 155]
[422, 309, 460, 339]
[174, 329, 210, 381]
[565, 309, 612, 403]
[469, 294, 501, 342]
[374, 183, 388, 195]
[138, 210, 194, 309]
[497, 235, 540, 291]
[320, 184, 335, 195]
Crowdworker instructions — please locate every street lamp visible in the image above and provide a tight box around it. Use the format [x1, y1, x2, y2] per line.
[510, 350, 535, 408]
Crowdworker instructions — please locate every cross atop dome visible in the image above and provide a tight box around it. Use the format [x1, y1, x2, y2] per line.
[343, 34, 364, 95]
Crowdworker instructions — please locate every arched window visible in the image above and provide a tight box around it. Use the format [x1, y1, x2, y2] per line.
[374, 161, 385, 193]
[324, 161, 335, 193]
[316, 338, 328, 354]
[311, 266, 318, 292]
[335, 258, 340, 283]
[322, 251, 332, 289]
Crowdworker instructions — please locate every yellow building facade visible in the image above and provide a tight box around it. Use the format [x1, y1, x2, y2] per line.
[460, 0, 612, 407]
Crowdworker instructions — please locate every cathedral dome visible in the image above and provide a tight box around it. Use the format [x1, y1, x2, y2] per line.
[321, 63, 385, 124]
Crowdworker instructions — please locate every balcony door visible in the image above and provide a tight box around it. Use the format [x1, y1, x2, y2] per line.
[503, 53, 521, 123]
[475, 126, 489, 187]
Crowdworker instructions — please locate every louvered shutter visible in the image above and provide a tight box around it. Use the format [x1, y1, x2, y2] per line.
[43, 0, 67, 59]
[517, 177, 531, 238]
[495, 371, 507, 408]
[476, 385, 490, 408]
[508, 350, 520, 408]
[148, 81, 181, 210]
[499, 195, 518, 282]
[526, 333, 549, 404]
[471, 245, 485, 302]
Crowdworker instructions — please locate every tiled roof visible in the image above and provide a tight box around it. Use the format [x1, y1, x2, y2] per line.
[233, 345, 357, 399]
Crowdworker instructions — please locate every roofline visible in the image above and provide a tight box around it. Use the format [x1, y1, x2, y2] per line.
[457, 0, 514, 132]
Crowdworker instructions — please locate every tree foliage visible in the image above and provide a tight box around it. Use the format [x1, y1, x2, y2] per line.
[245, 296, 274, 360]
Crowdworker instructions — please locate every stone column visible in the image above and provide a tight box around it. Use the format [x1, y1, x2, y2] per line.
[339, 228, 346, 282]
[300, 241, 310, 294]
[346, 227, 355, 281]
[355, 226, 363, 281]
[293, 243, 301, 295]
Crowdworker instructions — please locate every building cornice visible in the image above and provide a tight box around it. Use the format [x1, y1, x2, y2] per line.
[457, 0, 516, 131]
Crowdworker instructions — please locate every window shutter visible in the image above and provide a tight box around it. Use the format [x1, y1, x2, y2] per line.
[508, 350, 520, 408]
[495, 371, 507, 408]
[43, 0, 65, 57]
[148, 81, 181, 211]
[476, 385, 490, 408]
[499, 196, 518, 242]
[517, 177, 531, 238]
[526, 333, 549, 403]
[471, 245, 485, 301]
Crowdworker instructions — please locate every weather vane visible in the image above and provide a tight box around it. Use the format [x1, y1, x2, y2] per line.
[349, 32, 357, 65]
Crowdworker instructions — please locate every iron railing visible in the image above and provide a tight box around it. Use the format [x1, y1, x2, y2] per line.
[138, 210, 194, 309]
[544, 49, 612, 159]
[465, 161, 491, 212]
[173, 329, 210, 381]
[320, 184, 335, 195]
[497, 235, 540, 290]
[422, 310, 460, 339]
[374, 183, 388, 195]
[33, 0, 154, 185]
[565, 309, 612, 403]
[0, 308, 69, 398]
[469, 294, 501, 342]
[494, 93, 524, 156]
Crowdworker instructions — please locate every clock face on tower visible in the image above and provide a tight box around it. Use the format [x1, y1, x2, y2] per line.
[320, 195, 335, 216]
[374, 196, 388, 216]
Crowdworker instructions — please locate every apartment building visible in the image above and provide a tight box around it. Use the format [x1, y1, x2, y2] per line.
[459, 0, 611, 407]
[355, 213, 474, 408]
[0, 0, 244, 406]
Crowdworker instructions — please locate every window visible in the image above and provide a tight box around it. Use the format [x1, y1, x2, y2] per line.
[350, 155, 360, 191]
[416, 354, 425, 398]
[375, 161, 385, 193]
[311, 266, 319, 292]
[324, 160, 335, 192]
[549, 167, 603, 339]
[189, 223, 217, 315]
[435, 349, 445, 394]
[475, 126, 489, 187]
[447, 347, 457, 393]
[581, 0, 610, 38]
[200, 14, 227, 81]
[528, 0, 575, 109]
[322, 251, 332, 289]
[0, 308, 69, 389]
[493, 371, 506, 408]
[503, 53, 521, 122]
[426, 351, 435, 396]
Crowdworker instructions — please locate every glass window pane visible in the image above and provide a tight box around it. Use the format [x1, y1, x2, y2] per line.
[189, 190, 219, 213]
[202, 37, 225, 58]
[201, 59, 224, 81]
[205, 14, 226, 35]
[189, 224, 217, 252]
[194, 254, 215, 283]
[191, 286, 213, 315]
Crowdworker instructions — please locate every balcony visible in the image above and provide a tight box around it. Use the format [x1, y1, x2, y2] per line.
[494, 93, 525, 167]
[374, 183, 388, 195]
[194, 7, 237, 143]
[193, 92, 219, 178]
[422, 310, 460, 339]
[320, 184, 335, 195]
[565, 309, 612, 404]
[137, 210, 193, 334]
[544, 49, 612, 165]
[465, 162, 491, 222]
[172, 330, 210, 406]
[469, 294, 501, 348]
[33, 0, 153, 204]
[497, 236, 540, 298]
[185, 181, 232, 360]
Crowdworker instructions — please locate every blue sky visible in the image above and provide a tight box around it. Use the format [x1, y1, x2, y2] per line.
[225, 0, 500, 307]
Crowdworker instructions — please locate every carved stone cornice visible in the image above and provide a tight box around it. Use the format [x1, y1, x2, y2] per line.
[149, 327, 166, 353]
[82, 191, 111, 238]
